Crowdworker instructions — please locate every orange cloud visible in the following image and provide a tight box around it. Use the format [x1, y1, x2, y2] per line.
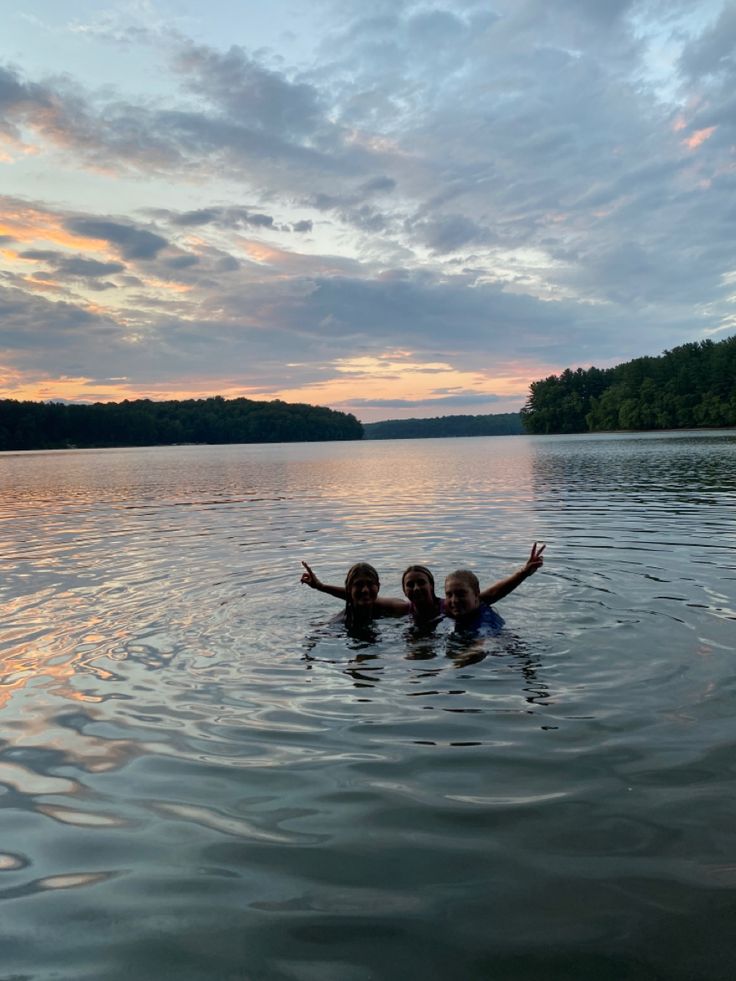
[0, 132, 39, 164]
[684, 126, 716, 150]
[139, 276, 193, 294]
[247, 353, 535, 409]
[0, 354, 563, 419]
[0, 203, 109, 253]
[22, 275, 63, 292]
[233, 237, 357, 279]
[0, 370, 271, 404]
[239, 240, 287, 264]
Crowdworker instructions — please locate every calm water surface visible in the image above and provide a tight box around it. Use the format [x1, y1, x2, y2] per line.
[1, 432, 735, 980]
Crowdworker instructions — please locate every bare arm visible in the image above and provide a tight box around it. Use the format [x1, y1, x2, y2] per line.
[374, 597, 412, 617]
[300, 561, 410, 616]
[300, 561, 347, 601]
[479, 542, 546, 605]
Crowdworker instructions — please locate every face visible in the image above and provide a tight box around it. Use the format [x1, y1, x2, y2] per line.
[402, 571, 435, 609]
[444, 577, 480, 619]
[349, 575, 379, 608]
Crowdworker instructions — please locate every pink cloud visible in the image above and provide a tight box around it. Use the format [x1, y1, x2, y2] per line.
[683, 126, 716, 150]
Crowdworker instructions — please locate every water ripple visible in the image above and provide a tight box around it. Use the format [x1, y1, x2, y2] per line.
[1, 434, 735, 979]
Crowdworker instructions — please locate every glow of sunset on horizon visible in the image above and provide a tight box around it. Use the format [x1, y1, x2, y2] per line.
[0, 1, 733, 421]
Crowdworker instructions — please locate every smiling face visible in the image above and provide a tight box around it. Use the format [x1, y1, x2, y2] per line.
[345, 563, 380, 615]
[402, 567, 436, 611]
[444, 572, 481, 620]
[349, 573, 379, 608]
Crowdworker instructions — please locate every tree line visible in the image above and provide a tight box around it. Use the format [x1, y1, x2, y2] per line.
[521, 335, 736, 434]
[363, 412, 524, 439]
[0, 396, 363, 451]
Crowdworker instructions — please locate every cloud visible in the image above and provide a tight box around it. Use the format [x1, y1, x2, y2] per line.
[21, 251, 126, 277]
[0, 283, 117, 353]
[173, 42, 325, 138]
[63, 219, 168, 260]
[163, 254, 199, 269]
[0, 64, 53, 140]
[0, 46, 371, 186]
[309, 175, 397, 211]
[345, 392, 503, 409]
[678, 3, 736, 79]
[169, 208, 221, 227]
[411, 214, 492, 254]
[2, 2, 736, 414]
[19, 249, 58, 261]
[169, 207, 275, 229]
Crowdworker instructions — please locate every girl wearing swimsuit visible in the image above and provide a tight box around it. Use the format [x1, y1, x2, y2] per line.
[444, 569, 506, 634]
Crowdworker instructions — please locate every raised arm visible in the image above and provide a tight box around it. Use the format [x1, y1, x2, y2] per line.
[300, 561, 410, 616]
[300, 561, 347, 601]
[479, 542, 545, 605]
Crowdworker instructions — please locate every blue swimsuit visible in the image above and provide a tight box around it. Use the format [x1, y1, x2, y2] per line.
[453, 602, 505, 636]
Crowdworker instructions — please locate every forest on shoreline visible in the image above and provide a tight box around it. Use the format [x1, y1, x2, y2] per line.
[2, 334, 734, 450]
[0, 398, 524, 450]
[521, 335, 736, 434]
[363, 412, 523, 439]
[0, 396, 362, 451]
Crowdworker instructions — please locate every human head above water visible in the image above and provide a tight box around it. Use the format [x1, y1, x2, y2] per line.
[401, 565, 438, 609]
[343, 562, 380, 628]
[344, 562, 380, 607]
[444, 569, 481, 619]
[445, 569, 480, 594]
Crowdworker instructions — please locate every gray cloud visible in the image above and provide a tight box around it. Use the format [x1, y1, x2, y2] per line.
[64, 219, 168, 260]
[155, 206, 314, 237]
[20, 252, 126, 278]
[163, 254, 199, 269]
[679, 3, 736, 78]
[361, 176, 396, 194]
[244, 213, 274, 228]
[345, 392, 503, 409]
[0, 64, 53, 133]
[169, 206, 275, 229]
[0, 46, 372, 193]
[60, 258, 125, 277]
[411, 215, 493, 254]
[214, 255, 241, 272]
[0, 284, 116, 351]
[309, 175, 397, 212]
[173, 42, 325, 138]
[169, 208, 221, 227]
[20, 249, 58, 262]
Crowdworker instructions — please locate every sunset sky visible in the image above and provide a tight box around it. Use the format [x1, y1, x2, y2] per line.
[1, 0, 734, 421]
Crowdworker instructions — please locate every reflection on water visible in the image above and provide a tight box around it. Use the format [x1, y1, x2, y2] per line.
[1, 432, 735, 980]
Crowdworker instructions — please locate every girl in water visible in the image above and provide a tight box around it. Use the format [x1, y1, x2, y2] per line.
[331, 562, 405, 629]
[444, 569, 506, 634]
[300, 543, 545, 626]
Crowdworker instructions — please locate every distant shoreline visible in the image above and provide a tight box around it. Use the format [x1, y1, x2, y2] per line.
[2, 425, 734, 454]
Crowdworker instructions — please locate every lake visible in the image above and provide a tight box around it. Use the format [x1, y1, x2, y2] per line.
[1, 431, 735, 980]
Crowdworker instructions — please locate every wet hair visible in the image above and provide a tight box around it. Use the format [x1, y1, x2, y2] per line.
[401, 565, 439, 599]
[344, 562, 380, 627]
[444, 569, 480, 595]
[345, 562, 380, 592]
